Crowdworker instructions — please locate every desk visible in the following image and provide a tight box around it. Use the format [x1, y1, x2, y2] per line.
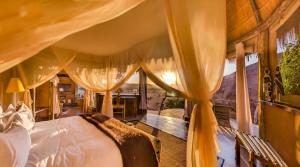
[112, 94, 139, 116]
[95, 94, 140, 116]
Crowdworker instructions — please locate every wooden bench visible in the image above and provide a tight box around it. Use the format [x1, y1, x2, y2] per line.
[235, 131, 287, 167]
[218, 126, 236, 137]
[217, 126, 287, 167]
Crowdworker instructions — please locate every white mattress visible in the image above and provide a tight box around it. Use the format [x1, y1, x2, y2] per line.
[26, 116, 123, 167]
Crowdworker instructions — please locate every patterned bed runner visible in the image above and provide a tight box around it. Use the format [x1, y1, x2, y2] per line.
[80, 113, 158, 167]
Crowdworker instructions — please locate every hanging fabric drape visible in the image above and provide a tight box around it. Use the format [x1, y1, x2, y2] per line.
[0, 1, 227, 166]
[13, 33, 174, 117]
[141, 63, 186, 98]
[49, 77, 60, 117]
[83, 90, 95, 113]
[16, 48, 74, 117]
[0, 0, 145, 73]
[83, 90, 91, 113]
[163, 0, 226, 166]
[52, 34, 173, 117]
[138, 34, 186, 97]
[235, 43, 253, 134]
[54, 48, 140, 117]
[90, 92, 96, 108]
[133, 2, 226, 166]
[17, 48, 75, 89]
[101, 91, 113, 117]
[23, 90, 33, 109]
[141, 46, 184, 92]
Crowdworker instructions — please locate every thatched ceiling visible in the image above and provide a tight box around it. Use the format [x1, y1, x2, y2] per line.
[55, 0, 293, 56]
[227, 0, 283, 43]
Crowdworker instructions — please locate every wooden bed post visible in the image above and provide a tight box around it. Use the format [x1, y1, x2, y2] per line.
[138, 68, 147, 114]
[33, 87, 36, 118]
[49, 82, 54, 120]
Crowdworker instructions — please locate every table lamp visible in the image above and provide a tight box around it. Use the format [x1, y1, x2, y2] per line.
[6, 77, 25, 107]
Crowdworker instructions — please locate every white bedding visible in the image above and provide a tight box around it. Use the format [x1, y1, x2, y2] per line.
[26, 116, 123, 167]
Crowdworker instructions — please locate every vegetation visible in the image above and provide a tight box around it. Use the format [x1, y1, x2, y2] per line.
[163, 97, 185, 109]
[280, 38, 300, 95]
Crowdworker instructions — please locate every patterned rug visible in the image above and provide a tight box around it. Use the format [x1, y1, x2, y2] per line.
[134, 122, 225, 167]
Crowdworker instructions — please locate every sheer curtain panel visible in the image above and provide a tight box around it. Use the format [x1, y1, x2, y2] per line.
[0, 0, 145, 73]
[164, 0, 226, 166]
[235, 43, 252, 134]
[54, 48, 139, 117]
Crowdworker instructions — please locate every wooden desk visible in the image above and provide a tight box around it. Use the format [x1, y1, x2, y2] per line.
[95, 94, 140, 116]
[112, 95, 139, 116]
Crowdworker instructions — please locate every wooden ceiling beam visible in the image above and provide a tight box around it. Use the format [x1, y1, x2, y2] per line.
[249, 0, 262, 24]
[227, 0, 295, 50]
[227, 45, 255, 59]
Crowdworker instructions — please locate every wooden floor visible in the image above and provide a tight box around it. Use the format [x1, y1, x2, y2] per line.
[141, 113, 188, 140]
[140, 113, 247, 167]
[147, 109, 184, 119]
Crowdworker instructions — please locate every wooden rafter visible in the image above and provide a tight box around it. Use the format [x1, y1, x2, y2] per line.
[249, 0, 262, 24]
[227, 45, 255, 59]
[227, 0, 295, 50]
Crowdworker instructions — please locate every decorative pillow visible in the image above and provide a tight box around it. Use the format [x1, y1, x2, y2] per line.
[0, 126, 31, 167]
[0, 105, 18, 132]
[16, 103, 35, 131]
[0, 112, 19, 132]
[0, 104, 35, 132]
[6, 104, 16, 113]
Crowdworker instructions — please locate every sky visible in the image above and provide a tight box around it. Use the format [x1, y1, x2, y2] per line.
[223, 53, 258, 76]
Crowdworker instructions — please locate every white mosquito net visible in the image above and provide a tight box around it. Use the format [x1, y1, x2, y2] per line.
[0, 0, 226, 166]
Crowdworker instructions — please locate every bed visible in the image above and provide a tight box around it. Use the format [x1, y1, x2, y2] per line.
[0, 104, 159, 167]
[27, 116, 123, 167]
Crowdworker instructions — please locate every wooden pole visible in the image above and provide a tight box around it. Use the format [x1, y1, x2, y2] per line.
[49, 82, 54, 120]
[257, 30, 271, 139]
[33, 87, 36, 118]
[235, 42, 253, 134]
[138, 68, 147, 114]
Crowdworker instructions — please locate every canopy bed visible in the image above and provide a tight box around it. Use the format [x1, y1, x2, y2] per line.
[0, 0, 226, 166]
[0, 104, 159, 167]
[1, 0, 298, 166]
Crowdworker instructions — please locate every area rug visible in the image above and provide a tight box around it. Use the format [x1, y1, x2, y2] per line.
[134, 122, 225, 167]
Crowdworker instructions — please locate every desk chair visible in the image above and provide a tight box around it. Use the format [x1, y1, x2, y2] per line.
[113, 95, 126, 118]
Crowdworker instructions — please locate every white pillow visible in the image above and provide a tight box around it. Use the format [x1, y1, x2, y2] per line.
[6, 104, 16, 113]
[0, 103, 35, 132]
[0, 126, 31, 167]
[16, 103, 35, 131]
[0, 112, 19, 132]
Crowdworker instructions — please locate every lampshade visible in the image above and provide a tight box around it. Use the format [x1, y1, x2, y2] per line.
[6, 77, 25, 93]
